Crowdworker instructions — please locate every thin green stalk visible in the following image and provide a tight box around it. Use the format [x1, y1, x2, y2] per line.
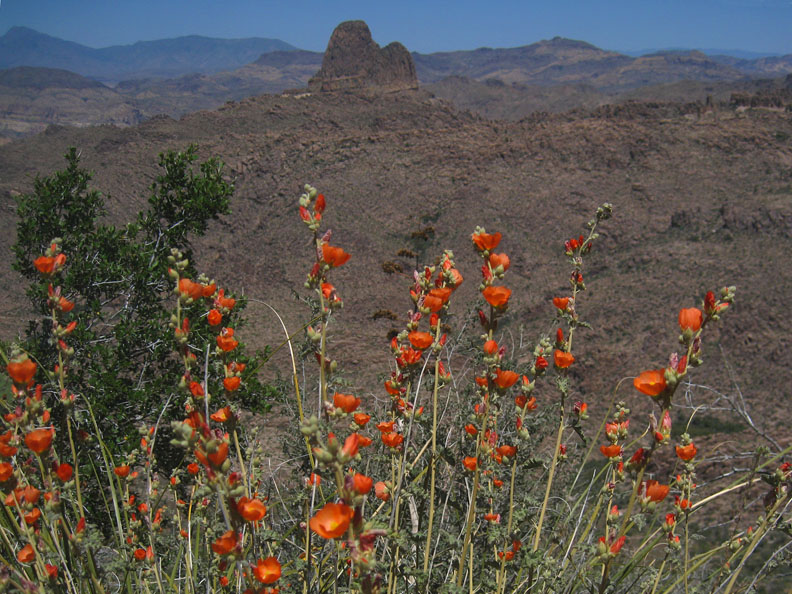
[423, 327, 443, 573]
[532, 405, 566, 552]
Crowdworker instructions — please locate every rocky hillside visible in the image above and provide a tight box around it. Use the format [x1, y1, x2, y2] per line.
[1, 88, 790, 450]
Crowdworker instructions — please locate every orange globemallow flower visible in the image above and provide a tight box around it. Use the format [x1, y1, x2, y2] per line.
[489, 253, 510, 271]
[552, 297, 570, 311]
[482, 286, 512, 308]
[210, 406, 234, 423]
[211, 530, 238, 555]
[321, 244, 351, 267]
[237, 497, 267, 522]
[472, 231, 502, 251]
[381, 432, 404, 449]
[216, 328, 238, 352]
[114, 465, 131, 478]
[496, 445, 517, 459]
[25, 428, 54, 454]
[17, 543, 35, 563]
[600, 444, 623, 458]
[352, 473, 374, 494]
[483, 340, 499, 355]
[678, 308, 703, 332]
[309, 502, 354, 539]
[253, 557, 282, 584]
[333, 393, 361, 414]
[223, 377, 241, 392]
[0, 462, 12, 482]
[178, 278, 205, 301]
[643, 480, 670, 502]
[353, 413, 371, 426]
[7, 357, 37, 386]
[493, 368, 519, 389]
[633, 370, 666, 397]
[463, 456, 478, 471]
[34, 252, 66, 275]
[375, 481, 390, 501]
[554, 350, 575, 369]
[207, 309, 223, 326]
[408, 331, 434, 350]
[676, 443, 698, 462]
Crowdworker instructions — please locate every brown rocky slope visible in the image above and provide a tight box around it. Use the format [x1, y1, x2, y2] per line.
[0, 90, 790, 452]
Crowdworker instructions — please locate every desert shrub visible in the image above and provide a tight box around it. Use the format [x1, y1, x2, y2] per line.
[0, 164, 790, 594]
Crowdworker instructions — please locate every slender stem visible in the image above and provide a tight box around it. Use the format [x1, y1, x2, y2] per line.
[423, 328, 443, 573]
[532, 406, 566, 552]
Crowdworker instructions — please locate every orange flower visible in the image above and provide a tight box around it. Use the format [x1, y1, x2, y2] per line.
[381, 432, 404, 449]
[178, 278, 205, 301]
[552, 297, 570, 311]
[643, 480, 670, 502]
[17, 543, 35, 563]
[237, 497, 267, 522]
[489, 253, 510, 271]
[376, 420, 395, 433]
[675, 443, 698, 462]
[493, 368, 519, 389]
[678, 308, 703, 332]
[24, 507, 41, 525]
[483, 340, 498, 355]
[253, 557, 282, 584]
[463, 456, 478, 471]
[216, 328, 238, 352]
[211, 530, 238, 555]
[482, 286, 511, 308]
[7, 357, 37, 386]
[210, 407, 234, 423]
[375, 481, 390, 501]
[207, 309, 223, 326]
[25, 428, 54, 454]
[554, 350, 575, 368]
[472, 231, 502, 251]
[353, 413, 370, 426]
[633, 370, 666, 397]
[223, 377, 241, 392]
[600, 444, 622, 458]
[196, 441, 229, 469]
[342, 433, 360, 458]
[333, 393, 361, 414]
[352, 473, 373, 494]
[464, 424, 477, 436]
[0, 462, 12, 482]
[309, 502, 354, 539]
[321, 244, 350, 267]
[189, 381, 205, 397]
[496, 445, 517, 458]
[34, 252, 66, 275]
[114, 465, 131, 478]
[408, 331, 433, 350]
[216, 289, 235, 309]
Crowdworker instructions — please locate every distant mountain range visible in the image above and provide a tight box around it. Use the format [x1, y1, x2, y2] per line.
[2, 27, 792, 141]
[3, 27, 792, 87]
[0, 26, 297, 81]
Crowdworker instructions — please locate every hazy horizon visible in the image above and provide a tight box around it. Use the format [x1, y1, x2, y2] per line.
[1, 0, 791, 57]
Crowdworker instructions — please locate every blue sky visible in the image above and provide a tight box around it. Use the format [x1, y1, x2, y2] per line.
[1, 0, 791, 55]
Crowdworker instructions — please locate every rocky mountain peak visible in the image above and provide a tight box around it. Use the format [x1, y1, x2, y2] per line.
[308, 20, 418, 93]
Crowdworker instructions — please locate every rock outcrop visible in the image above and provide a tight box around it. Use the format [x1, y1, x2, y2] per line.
[308, 21, 418, 93]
